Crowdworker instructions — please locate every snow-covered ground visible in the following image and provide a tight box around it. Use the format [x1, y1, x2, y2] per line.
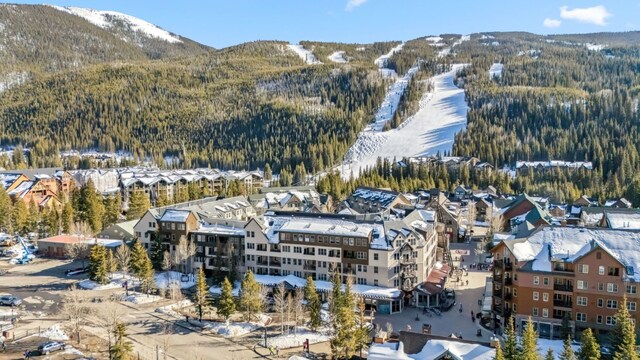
[287, 44, 323, 65]
[489, 63, 503, 78]
[77, 272, 138, 290]
[536, 339, 580, 359]
[585, 43, 604, 51]
[0, 71, 29, 93]
[49, 6, 182, 43]
[268, 329, 331, 349]
[327, 51, 347, 63]
[155, 271, 195, 289]
[199, 314, 271, 337]
[340, 64, 468, 179]
[209, 281, 241, 297]
[121, 292, 163, 304]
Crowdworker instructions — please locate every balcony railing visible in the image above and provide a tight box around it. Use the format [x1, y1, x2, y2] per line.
[493, 260, 503, 269]
[553, 300, 572, 308]
[304, 263, 317, 271]
[554, 284, 573, 292]
[256, 260, 268, 266]
[400, 258, 416, 266]
[492, 305, 504, 315]
[494, 274, 503, 282]
[504, 262, 513, 271]
[493, 289, 503, 297]
[269, 260, 281, 267]
[553, 312, 571, 320]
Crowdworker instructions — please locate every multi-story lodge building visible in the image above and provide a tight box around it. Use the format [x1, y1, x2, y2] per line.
[243, 211, 443, 314]
[491, 226, 640, 342]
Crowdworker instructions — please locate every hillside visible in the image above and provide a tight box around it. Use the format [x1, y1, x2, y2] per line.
[0, 4, 209, 90]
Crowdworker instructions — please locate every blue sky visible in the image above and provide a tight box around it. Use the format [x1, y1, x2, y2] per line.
[10, 1, 639, 47]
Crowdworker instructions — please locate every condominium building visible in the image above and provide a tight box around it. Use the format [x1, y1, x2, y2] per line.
[243, 211, 442, 313]
[491, 226, 640, 341]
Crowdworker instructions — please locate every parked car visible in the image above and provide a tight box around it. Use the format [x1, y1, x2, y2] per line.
[38, 341, 65, 355]
[0, 295, 22, 306]
[65, 267, 88, 276]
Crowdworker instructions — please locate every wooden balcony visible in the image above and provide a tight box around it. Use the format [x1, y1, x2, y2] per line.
[553, 284, 573, 292]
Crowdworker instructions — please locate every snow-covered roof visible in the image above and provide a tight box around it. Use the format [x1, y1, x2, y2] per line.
[350, 187, 400, 209]
[196, 223, 245, 236]
[369, 339, 495, 360]
[160, 209, 191, 222]
[259, 214, 390, 250]
[604, 212, 640, 230]
[253, 274, 307, 288]
[515, 160, 593, 170]
[507, 227, 640, 281]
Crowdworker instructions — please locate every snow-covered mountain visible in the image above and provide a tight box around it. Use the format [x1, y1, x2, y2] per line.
[48, 5, 183, 45]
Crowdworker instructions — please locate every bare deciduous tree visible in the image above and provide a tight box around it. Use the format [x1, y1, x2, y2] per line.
[65, 241, 90, 268]
[169, 282, 183, 301]
[114, 244, 131, 277]
[273, 282, 287, 334]
[291, 288, 305, 336]
[61, 284, 93, 344]
[175, 237, 197, 274]
[94, 296, 121, 354]
[160, 321, 173, 360]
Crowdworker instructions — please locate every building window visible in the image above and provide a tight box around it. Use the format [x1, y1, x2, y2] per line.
[374, 279, 379, 286]
[247, 242, 255, 250]
[607, 300, 618, 309]
[577, 296, 588, 306]
[606, 316, 616, 326]
[599, 266, 605, 275]
[577, 280, 588, 290]
[576, 313, 587, 322]
[598, 283, 604, 291]
[597, 315, 603, 324]
[597, 298, 604, 308]
[319, 249, 327, 256]
[596, 252, 602, 259]
[294, 247, 302, 253]
[374, 253, 379, 261]
[578, 264, 589, 274]
[513, 304, 517, 312]
[532, 308, 538, 316]
[374, 266, 379, 274]
[357, 278, 366, 285]
[543, 277, 549, 286]
[513, 288, 517, 297]
[543, 293, 549, 302]
[607, 283, 618, 293]
[533, 276, 539, 285]
[628, 302, 637, 312]
[542, 308, 548, 318]
[627, 285, 637, 294]
[533, 292, 539, 301]
[608, 267, 620, 276]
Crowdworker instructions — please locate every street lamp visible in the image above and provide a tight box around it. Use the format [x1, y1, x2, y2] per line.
[263, 326, 267, 348]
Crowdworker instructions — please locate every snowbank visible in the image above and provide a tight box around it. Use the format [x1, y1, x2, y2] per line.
[287, 44, 323, 65]
[268, 329, 331, 349]
[155, 299, 193, 317]
[374, 43, 404, 69]
[155, 271, 195, 289]
[39, 324, 69, 341]
[121, 292, 162, 304]
[199, 314, 271, 337]
[77, 272, 137, 290]
[327, 51, 347, 63]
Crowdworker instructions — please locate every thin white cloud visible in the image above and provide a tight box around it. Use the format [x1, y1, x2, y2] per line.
[346, 0, 368, 11]
[559, 5, 612, 26]
[543, 18, 562, 28]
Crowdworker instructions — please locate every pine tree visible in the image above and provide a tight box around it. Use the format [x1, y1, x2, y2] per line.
[577, 328, 601, 360]
[155, 191, 170, 207]
[61, 201, 74, 234]
[80, 180, 105, 233]
[27, 200, 40, 233]
[239, 270, 262, 321]
[504, 317, 520, 359]
[560, 336, 576, 360]
[129, 240, 147, 280]
[110, 322, 133, 360]
[193, 267, 209, 322]
[304, 276, 322, 331]
[105, 248, 116, 277]
[494, 343, 506, 360]
[560, 311, 573, 340]
[218, 277, 236, 321]
[264, 163, 272, 181]
[103, 195, 121, 229]
[330, 274, 357, 359]
[138, 251, 155, 295]
[612, 296, 638, 360]
[149, 233, 165, 270]
[12, 200, 28, 234]
[330, 273, 345, 358]
[126, 191, 150, 220]
[89, 244, 108, 285]
[0, 186, 12, 232]
[544, 348, 555, 360]
[521, 317, 541, 360]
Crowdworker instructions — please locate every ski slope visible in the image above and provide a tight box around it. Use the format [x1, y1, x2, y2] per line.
[287, 44, 323, 65]
[489, 63, 503, 78]
[365, 64, 420, 132]
[328, 51, 347, 63]
[340, 65, 468, 179]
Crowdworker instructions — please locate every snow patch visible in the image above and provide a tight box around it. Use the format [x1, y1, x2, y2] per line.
[489, 63, 503, 78]
[121, 292, 163, 304]
[287, 44, 322, 65]
[155, 271, 195, 289]
[39, 324, 69, 341]
[425, 36, 443, 43]
[585, 43, 604, 51]
[268, 329, 331, 349]
[77, 272, 138, 290]
[155, 299, 192, 317]
[0, 71, 29, 93]
[49, 5, 182, 43]
[327, 51, 347, 63]
[197, 314, 271, 337]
